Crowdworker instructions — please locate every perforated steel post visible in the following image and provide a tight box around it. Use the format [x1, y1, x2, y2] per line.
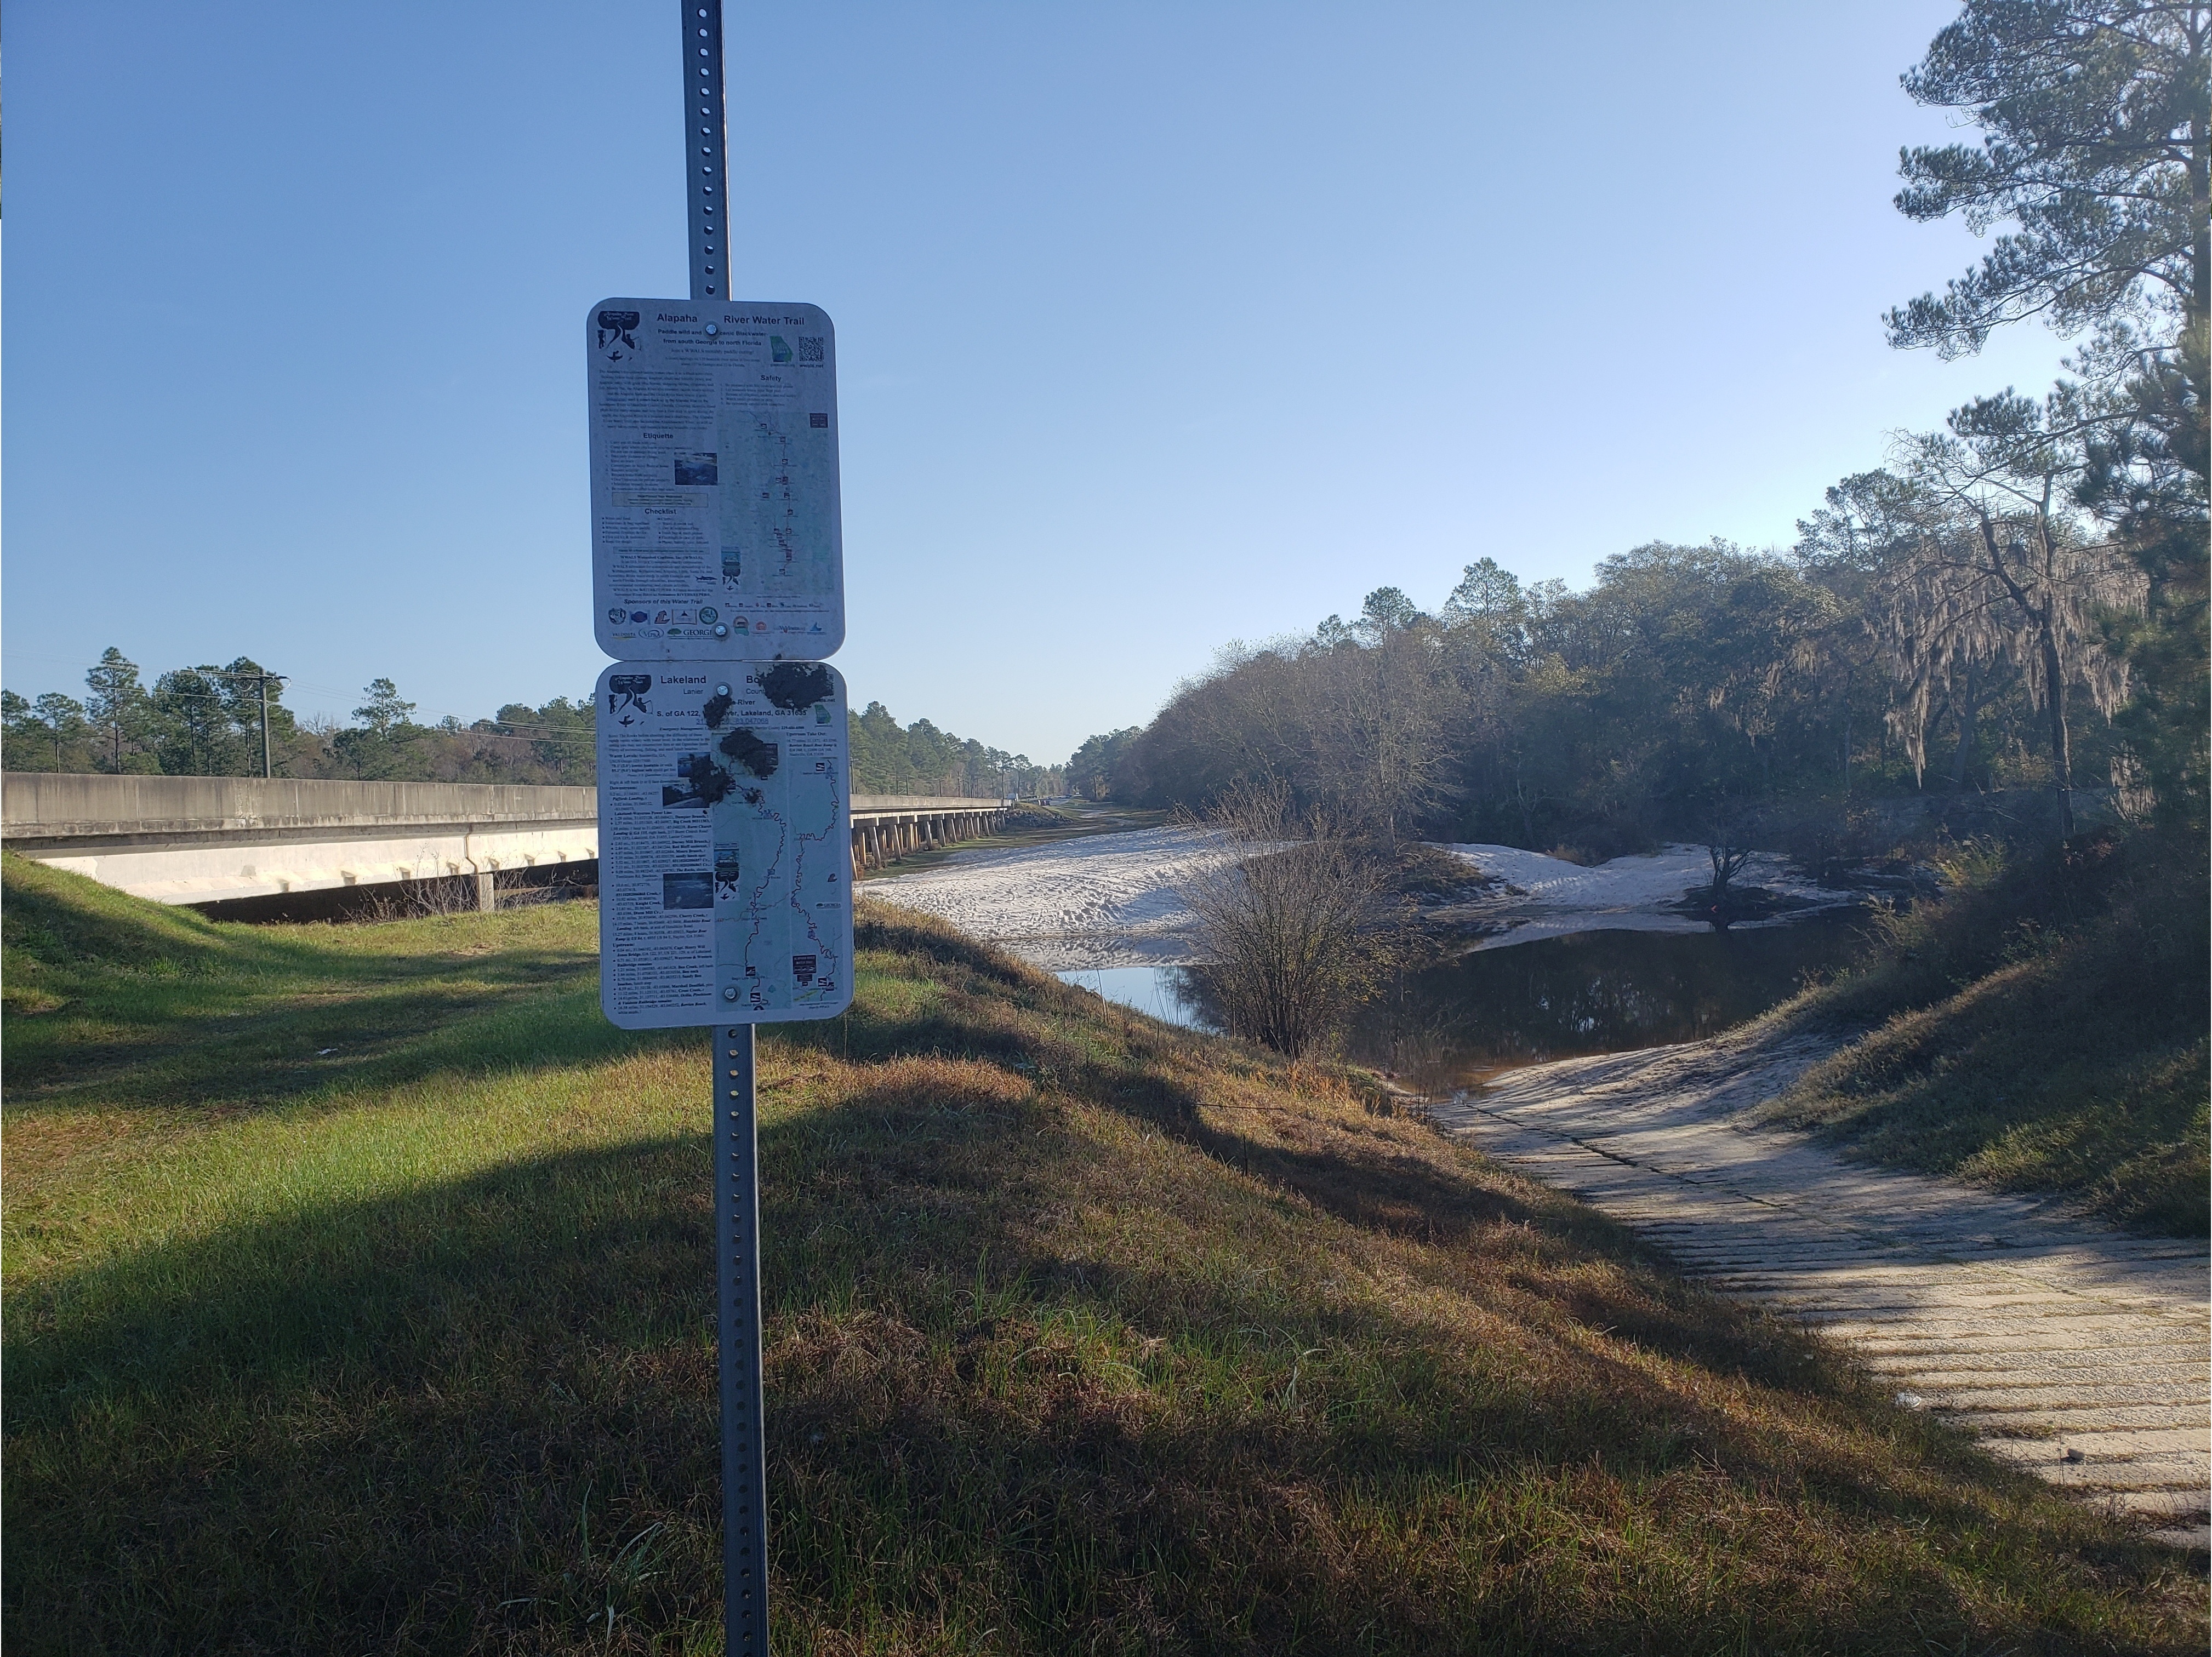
[716, 1022, 768, 1655]
[687, 0, 729, 304]
[686, 7, 763, 1652]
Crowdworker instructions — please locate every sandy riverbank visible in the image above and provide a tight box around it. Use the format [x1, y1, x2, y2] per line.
[868, 829, 1860, 969]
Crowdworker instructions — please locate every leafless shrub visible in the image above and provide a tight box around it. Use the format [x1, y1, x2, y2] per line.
[356, 875, 483, 922]
[1175, 780, 1404, 1058]
[1698, 792, 1763, 906]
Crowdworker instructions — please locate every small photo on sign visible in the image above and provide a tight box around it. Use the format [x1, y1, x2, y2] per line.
[674, 452, 719, 486]
[663, 872, 714, 910]
[663, 752, 733, 809]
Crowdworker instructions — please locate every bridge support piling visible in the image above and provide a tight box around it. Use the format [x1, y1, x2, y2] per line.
[839, 799, 1014, 885]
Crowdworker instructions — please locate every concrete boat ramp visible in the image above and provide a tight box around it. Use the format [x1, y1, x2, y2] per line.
[1430, 1032, 2210, 1549]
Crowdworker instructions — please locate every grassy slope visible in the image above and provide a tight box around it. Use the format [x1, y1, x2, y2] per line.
[1764, 833, 2209, 1236]
[3, 855, 2201, 1655]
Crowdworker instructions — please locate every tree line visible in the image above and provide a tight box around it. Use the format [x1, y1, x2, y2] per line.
[847, 700, 1062, 798]
[1, 653, 602, 786]
[1, 653, 1062, 798]
[1068, 1, 2206, 859]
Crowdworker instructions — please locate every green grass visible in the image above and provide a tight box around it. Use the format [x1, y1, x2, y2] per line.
[1764, 831, 2210, 1235]
[4, 854, 2204, 1654]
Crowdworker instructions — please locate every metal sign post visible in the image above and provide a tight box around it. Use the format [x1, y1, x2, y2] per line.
[683, 10, 767, 1653]
[586, 1, 845, 668]
[591, 654, 852, 1652]
[715, 1022, 768, 1656]
[586, 9, 856, 1652]
[687, 1, 728, 303]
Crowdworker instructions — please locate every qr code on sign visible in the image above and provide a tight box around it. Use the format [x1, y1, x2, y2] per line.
[796, 336, 824, 362]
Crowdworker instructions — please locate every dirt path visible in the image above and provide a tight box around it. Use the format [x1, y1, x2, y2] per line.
[1429, 1032, 2210, 1548]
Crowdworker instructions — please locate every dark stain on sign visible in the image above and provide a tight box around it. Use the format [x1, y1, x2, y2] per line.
[702, 688, 734, 729]
[688, 756, 736, 805]
[757, 662, 833, 712]
[720, 729, 781, 779]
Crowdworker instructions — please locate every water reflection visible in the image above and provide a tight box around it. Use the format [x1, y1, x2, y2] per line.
[1053, 964, 1208, 1029]
[1057, 919, 1868, 1081]
[1341, 919, 1869, 1087]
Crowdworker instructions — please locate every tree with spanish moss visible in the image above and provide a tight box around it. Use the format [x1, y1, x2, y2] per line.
[1888, 0, 2207, 822]
[1872, 392, 2147, 834]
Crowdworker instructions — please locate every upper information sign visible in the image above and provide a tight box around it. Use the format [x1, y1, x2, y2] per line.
[596, 659, 854, 1029]
[589, 299, 843, 661]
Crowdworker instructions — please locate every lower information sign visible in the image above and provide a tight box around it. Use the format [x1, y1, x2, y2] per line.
[596, 660, 853, 1029]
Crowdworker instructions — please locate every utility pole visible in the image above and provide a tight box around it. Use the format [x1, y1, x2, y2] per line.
[257, 672, 287, 779]
[209, 666, 288, 778]
[97, 660, 285, 778]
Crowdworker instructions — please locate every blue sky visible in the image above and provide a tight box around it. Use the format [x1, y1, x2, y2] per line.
[4, 1, 2073, 764]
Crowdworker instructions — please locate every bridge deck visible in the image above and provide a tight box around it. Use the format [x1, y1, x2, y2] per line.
[2, 775, 1011, 906]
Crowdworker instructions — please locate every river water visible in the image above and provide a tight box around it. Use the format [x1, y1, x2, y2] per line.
[865, 824, 1870, 1078]
[1057, 919, 1869, 1085]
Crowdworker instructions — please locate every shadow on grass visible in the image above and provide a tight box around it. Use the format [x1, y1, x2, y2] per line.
[7, 889, 2196, 1653]
[10, 1080, 2191, 1656]
[802, 919, 1851, 1397]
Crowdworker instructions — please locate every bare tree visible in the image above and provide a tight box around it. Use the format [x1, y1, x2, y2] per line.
[1697, 791, 1762, 925]
[1176, 780, 1400, 1058]
[1302, 592, 1464, 851]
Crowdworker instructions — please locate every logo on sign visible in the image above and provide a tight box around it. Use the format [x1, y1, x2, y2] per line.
[607, 673, 652, 725]
[596, 309, 641, 359]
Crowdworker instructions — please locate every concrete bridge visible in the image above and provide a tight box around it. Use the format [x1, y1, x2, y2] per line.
[1, 774, 1010, 910]
[849, 796, 1012, 872]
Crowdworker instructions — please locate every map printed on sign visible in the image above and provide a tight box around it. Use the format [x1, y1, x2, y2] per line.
[588, 299, 842, 661]
[596, 660, 853, 1029]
